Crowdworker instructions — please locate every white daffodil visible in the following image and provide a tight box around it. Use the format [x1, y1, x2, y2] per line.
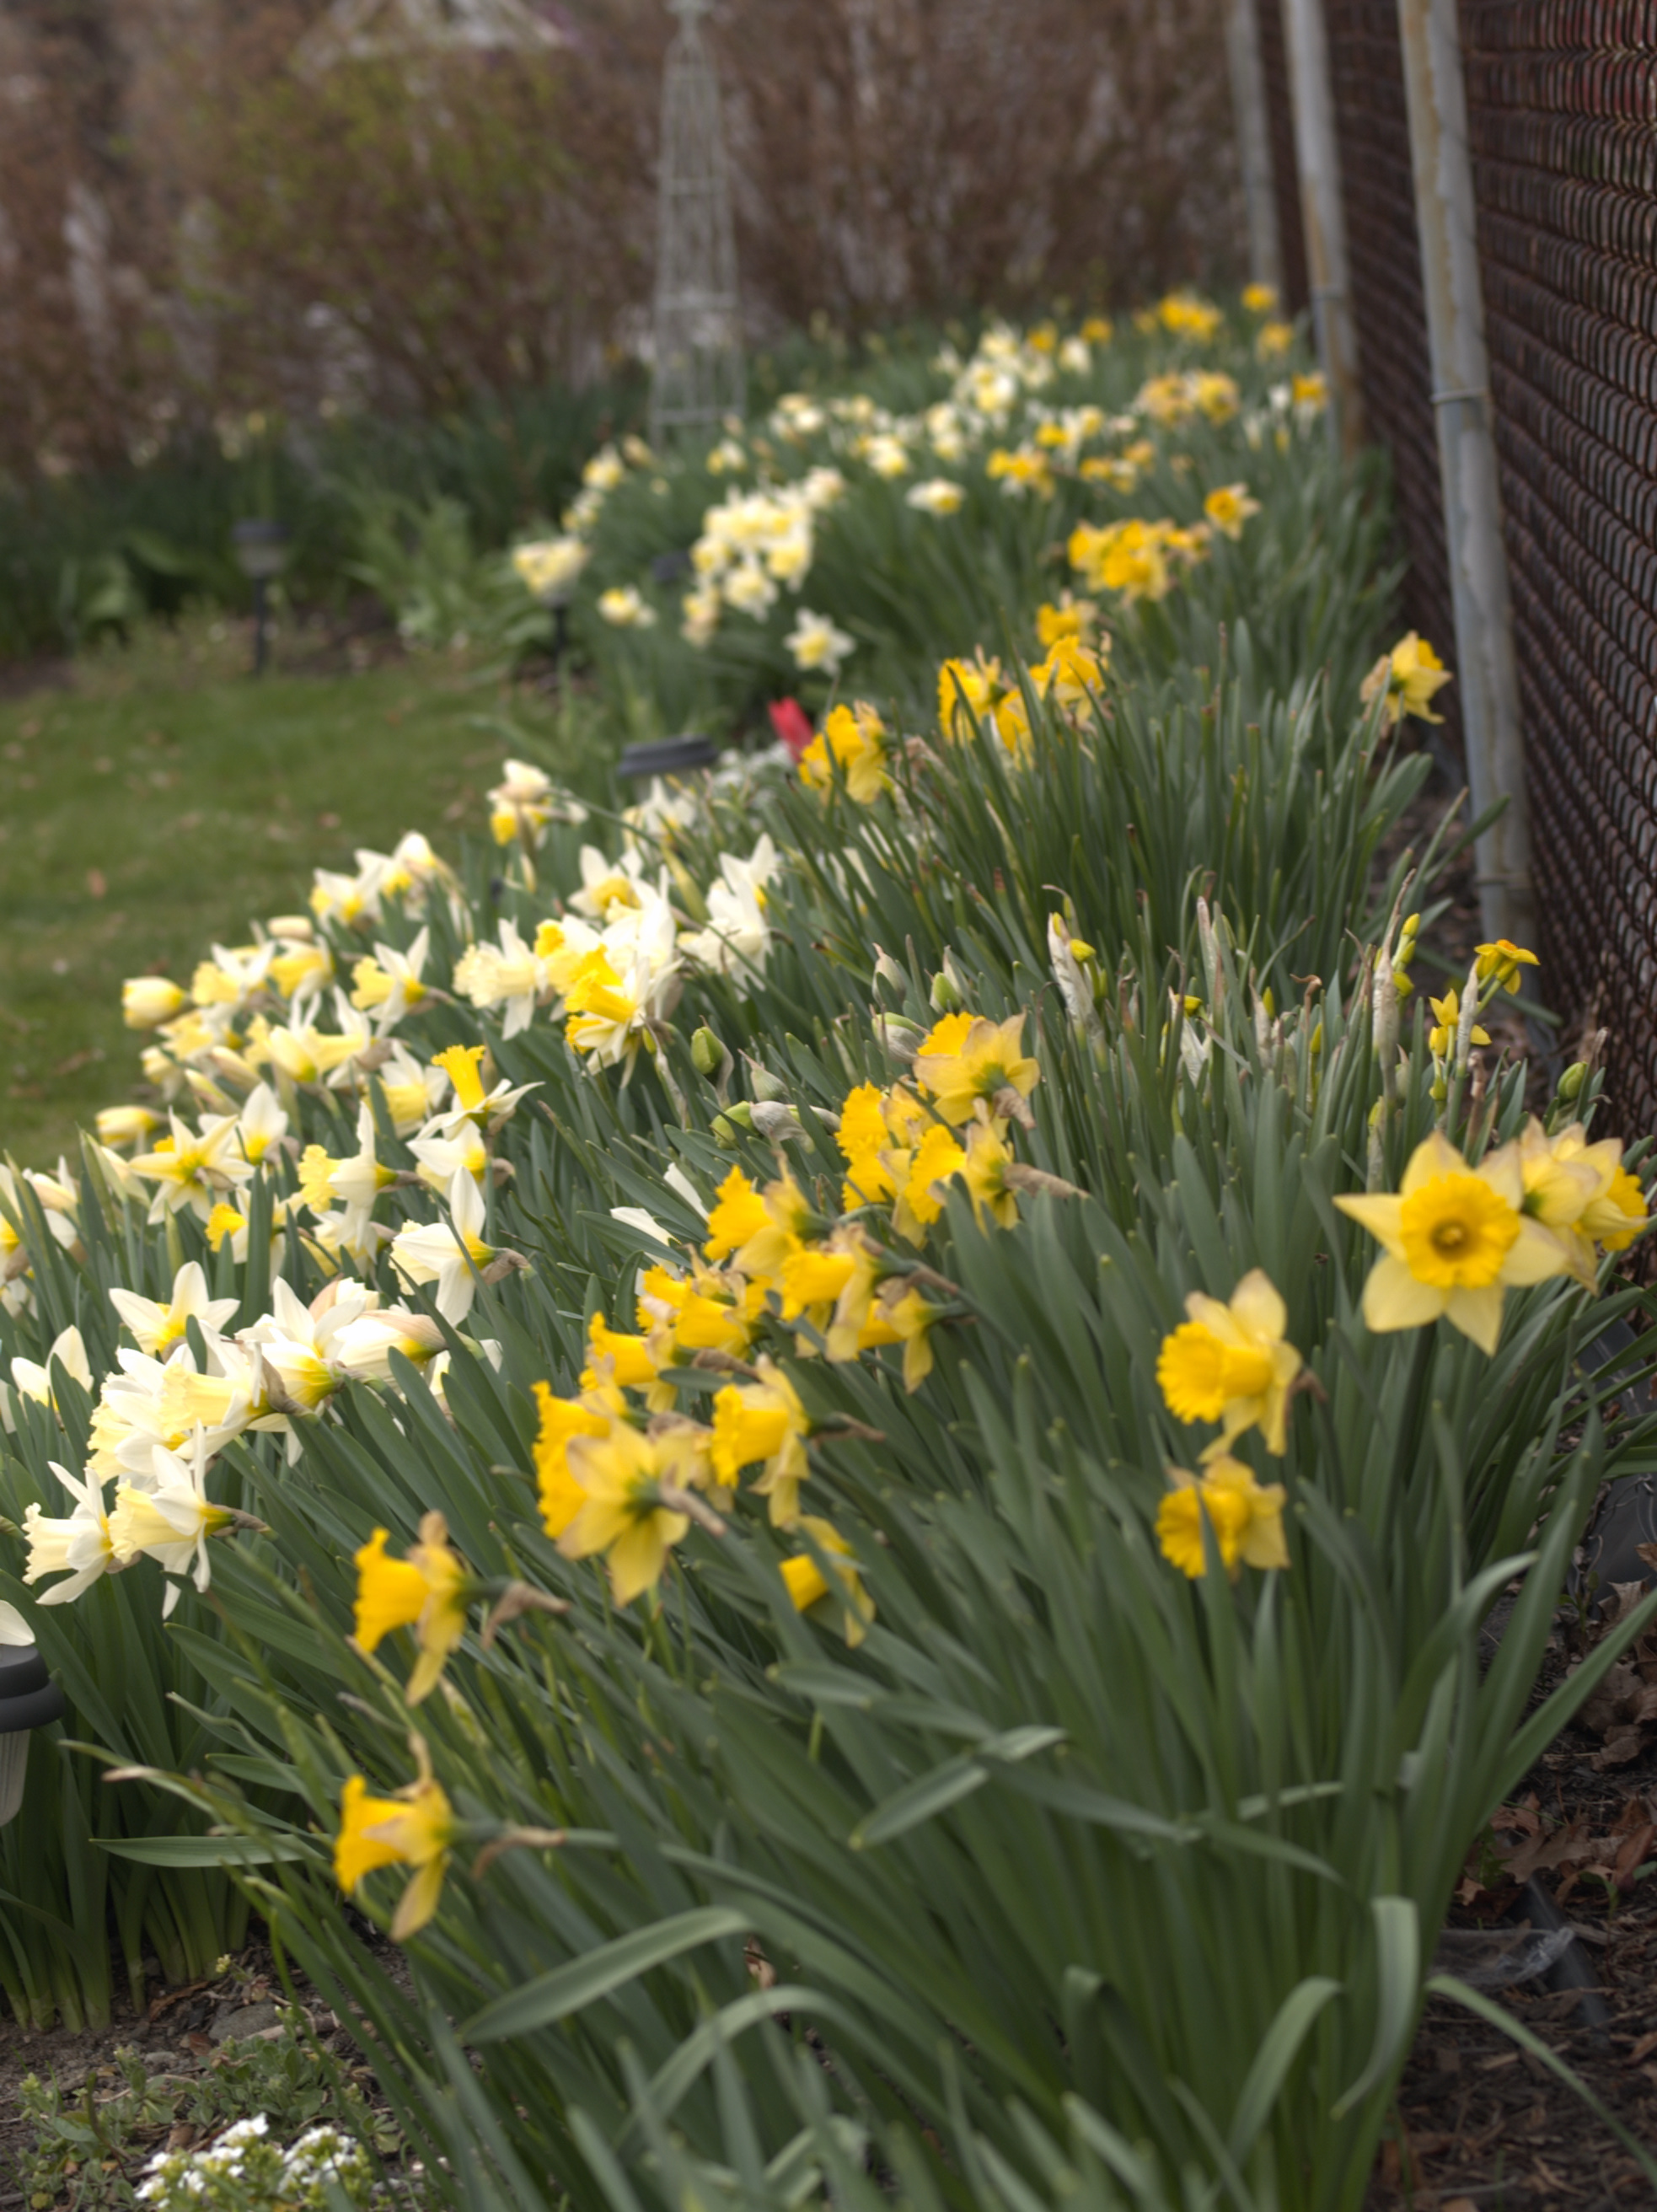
[785, 608, 855, 676]
[0, 1164, 78, 1287]
[309, 867, 378, 931]
[330, 1305, 448, 1383]
[349, 926, 432, 1032]
[108, 1431, 237, 1609]
[410, 1114, 488, 1193]
[128, 1112, 255, 1222]
[0, 1600, 32, 1646]
[906, 479, 967, 517]
[24, 1460, 118, 1605]
[266, 932, 335, 1010]
[110, 1261, 239, 1362]
[389, 1167, 498, 1324]
[373, 1044, 450, 1136]
[243, 1279, 375, 1412]
[564, 895, 684, 1071]
[233, 1082, 289, 1167]
[261, 1005, 371, 1087]
[598, 585, 657, 628]
[297, 1104, 398, 1254]
[487, 758, 556, 849]
[569, 845, 650, 923]
[4, 1324, 94, 1430]
[452, 919, 562, 1039]
[512, 535, 587, 601]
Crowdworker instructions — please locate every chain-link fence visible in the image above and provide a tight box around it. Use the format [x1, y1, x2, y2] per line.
[1257, 2, 1657, 1125]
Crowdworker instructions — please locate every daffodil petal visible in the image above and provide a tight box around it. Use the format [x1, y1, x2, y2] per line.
[1400, 1130, 1467, 1196]
[1444, 1282, 1504, 1355]
[1229, 1267, 1287, 1344]
[1334, 1192, 1408, 1260]
[1360, 1254, 1445, 1333]
[1477, 1140, 1526, 1210]
[1498, 1218, 1574, 1288]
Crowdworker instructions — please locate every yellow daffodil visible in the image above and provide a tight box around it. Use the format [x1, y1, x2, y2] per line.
[1156, 1458, 1289, 1581]
[1035, 597, 1098, 648]
[1069, 518, 1174, 604]
[913, 1013, 1040, 1126]
[893, 1122, 968, 1241]
[780, 1517, 875, 1645]
[712, 1361, 810, 1523]
[1256, 319, 1294, 360]
[1335, 1130, 1570, 1354]
[1360, 632, 1451, 727]
[704, 1167, 771, 1264]
[732, 1174, 821, 1280]
[954, 1119, 1016, 1229]
[1156, 1269, 1301, 1457]
[1241, 282, 1278, 314]
[777, 1244, 857, 1323]
[533, 1382, 613, 1538]
[1203, 483, 1260, 541]
[1474, 939, 1539, 992]
[334, 1748, 455, 1941]
[1427, 987, 1488, 1059]
[559, 1424, 691, 1604]
[352, 1514, 470, 1705]
[1516, 1119, 1646, 1281]
[581, 1313, 660, 1393]
[798, 702, 890, 805]
[838, 1082, 899, 1211]
[878, 1283, 941, 1392]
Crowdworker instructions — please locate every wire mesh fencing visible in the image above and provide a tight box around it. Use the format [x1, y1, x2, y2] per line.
[1257, 1, 1657, 1125]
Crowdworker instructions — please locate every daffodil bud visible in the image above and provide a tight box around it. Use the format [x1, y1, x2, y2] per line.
[874, 1014, 924, 1064]
[872, 946, 907, 995]
[1371, 948, 1399, 1070]
[743, 1056, 788, 1103]
[929, 958, 964, 1014]
[1558, 1061, 1587, 1101]
[690, 1026, 724, 1077]
[712, 1103, 754, 1147]
[751, 1101, 802, 1141]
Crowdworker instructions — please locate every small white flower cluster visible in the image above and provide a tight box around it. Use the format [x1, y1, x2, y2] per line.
[137, 2117, 373, 2210]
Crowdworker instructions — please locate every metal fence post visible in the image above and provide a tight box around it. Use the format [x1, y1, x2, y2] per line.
[1225, 0, 1284, 298]
[1395, 0, 1532, 948]
[1280, 0, 1365, 456]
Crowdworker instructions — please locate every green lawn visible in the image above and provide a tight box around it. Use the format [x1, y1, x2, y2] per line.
[0, 620, 576, 1166]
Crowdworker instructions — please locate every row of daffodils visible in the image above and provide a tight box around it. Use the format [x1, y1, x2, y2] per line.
[3, 296, 1654, 2212]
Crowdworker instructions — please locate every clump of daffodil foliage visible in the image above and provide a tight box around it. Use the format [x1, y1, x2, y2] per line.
[2, 292, 1654, 2212]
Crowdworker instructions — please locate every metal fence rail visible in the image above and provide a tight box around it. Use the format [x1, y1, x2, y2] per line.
[1257, 0, 1657, 1125]
[1324, 0, 1461, 754]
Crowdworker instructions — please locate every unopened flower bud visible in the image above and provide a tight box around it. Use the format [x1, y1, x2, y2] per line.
[872, 947, 907, 994]
[750, 1101, 802, 1141]
[929, 964, 964, 1014]
[690, 1026, 724, 1077]
[1558, 1060, 1587, 1101]
[874, 1014, 925, 1065]
[743, 1057, 788, 1103]
[713, 1103, 754, 1146]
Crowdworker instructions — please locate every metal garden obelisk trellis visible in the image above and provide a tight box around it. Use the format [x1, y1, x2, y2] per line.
[650, 0, 744, 448]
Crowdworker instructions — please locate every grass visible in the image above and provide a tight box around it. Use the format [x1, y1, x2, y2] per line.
[0, 616, 586, 1166]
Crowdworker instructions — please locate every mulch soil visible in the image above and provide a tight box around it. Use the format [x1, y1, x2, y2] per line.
[1367, 1652, 1657, 2211]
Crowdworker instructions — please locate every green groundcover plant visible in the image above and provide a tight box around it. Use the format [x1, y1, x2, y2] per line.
[2, 294, 1654, 2212]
